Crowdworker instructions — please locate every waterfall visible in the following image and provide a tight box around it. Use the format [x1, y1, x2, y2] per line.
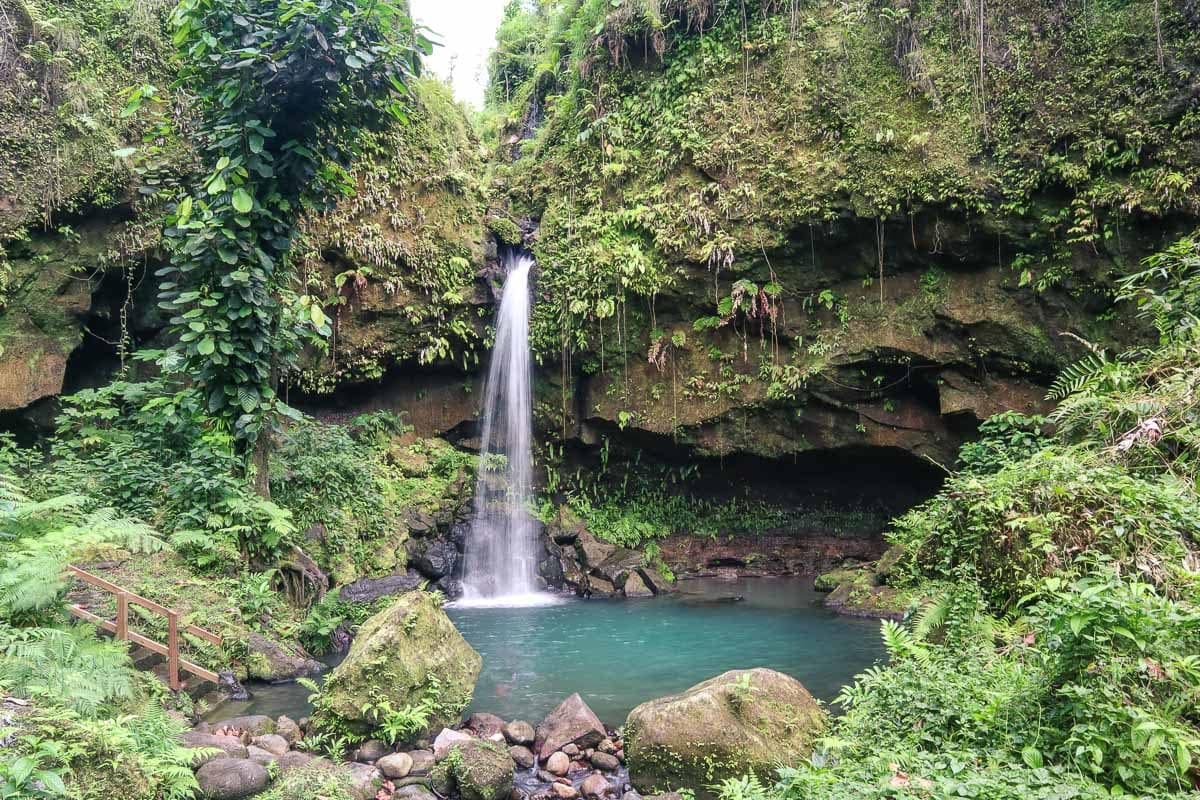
[460, 251, 548, 606]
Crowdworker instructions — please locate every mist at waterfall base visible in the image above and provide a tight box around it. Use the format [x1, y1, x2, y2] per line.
[459, 251, 555, 608]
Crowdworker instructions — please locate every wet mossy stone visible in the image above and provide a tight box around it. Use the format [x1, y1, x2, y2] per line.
[624, 668, 824, 797]
[431, 740, 514, 800]
[317, 591, 481, 738]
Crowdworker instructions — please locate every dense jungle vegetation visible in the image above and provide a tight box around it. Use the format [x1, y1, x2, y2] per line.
[0, 0, 1198, 799]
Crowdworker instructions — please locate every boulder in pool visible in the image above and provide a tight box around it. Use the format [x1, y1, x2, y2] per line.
[315, 591, 481, 739]
[535, 693, 606, 760]
[624, 668, 824, 796]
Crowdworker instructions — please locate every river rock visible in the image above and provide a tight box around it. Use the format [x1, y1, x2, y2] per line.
[275, 715, 302, 745]
[433, 740, 514, 800]
[545, 751, 569, 776]
[181, 732, 248, 765]
[407, 537, 459, 580]
[394, 786, 439, 800]
[504, 719, 535, 746]
[624, 668, 824, 794]
[250, 733, 289, 756]
[562, 744, 580, 758]
[597, 739, 617, 754]
[435, 728, 476, 760]
[581, 772, 613, 798]
[276, 750, 323, 771]
[621, 791, 643, 800]
[338, 571, 424, 604]
[346, 762, 384, 800]
[622, 571, 654, 598]
[551, 783, 579, 799]
[576, 531, 617, 567]
[467, 712, 508, 739]
[590, 751, 620, 772]
[194, 757, 269, 800]
[213, 715, 275, 737]
[318, 592, 481, 737]
[355, 738, 391, 762]
[409, 749, 436, 774]
[378, 751, 414, 778]
[245, 745, 276, 767]
[245, 632, 324, 682]
[536, 694, 605, 760]
[509, 745, 535, 768]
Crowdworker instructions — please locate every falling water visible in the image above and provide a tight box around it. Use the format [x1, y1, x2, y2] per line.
[460, 252, 549, 606]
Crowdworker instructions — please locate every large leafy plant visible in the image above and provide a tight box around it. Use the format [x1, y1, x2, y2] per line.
[154, 0, 429, 472]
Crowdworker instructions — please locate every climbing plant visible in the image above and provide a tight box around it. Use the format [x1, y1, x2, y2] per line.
[155, 0, 430, 479]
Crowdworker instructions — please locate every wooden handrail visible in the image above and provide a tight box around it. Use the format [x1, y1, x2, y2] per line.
[64, 565, 223, 690]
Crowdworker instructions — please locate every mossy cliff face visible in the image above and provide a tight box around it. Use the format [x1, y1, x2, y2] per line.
[488, 0, 1200, 464]
[0, 1, 487, 419]
[292, 79, 493, 394]
[0, 0, 173, 414]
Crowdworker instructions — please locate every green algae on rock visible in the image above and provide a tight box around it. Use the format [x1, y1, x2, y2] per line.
[314, 591, 482, 739]
[624, 668, 825, 797]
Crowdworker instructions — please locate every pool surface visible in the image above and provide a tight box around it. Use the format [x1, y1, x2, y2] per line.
[208, 576, 885, 726]
[446, 576, 884, 724]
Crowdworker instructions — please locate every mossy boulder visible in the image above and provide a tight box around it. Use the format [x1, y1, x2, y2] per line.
[624, 668, 824, 797]
[315, 591, 481, 738]
[431, 740, 514, 800]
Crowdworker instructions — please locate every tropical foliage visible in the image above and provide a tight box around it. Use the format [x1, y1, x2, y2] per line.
[718, 234, 1200, 799]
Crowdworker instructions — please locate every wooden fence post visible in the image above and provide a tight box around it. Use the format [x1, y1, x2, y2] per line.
[116, 592, 129, 642]
[167, 610, 180, 691]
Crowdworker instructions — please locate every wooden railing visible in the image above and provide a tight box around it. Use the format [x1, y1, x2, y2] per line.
[64, 565, 223, 691]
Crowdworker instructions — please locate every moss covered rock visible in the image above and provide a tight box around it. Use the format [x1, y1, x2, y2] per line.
[624, 668, 824, 796]
[315, 591, 481, 738]
[430, 740, 514, 800]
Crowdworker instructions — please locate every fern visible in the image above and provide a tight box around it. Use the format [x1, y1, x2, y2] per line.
[881, 619, 931, 664]
[912, 591, 953, 641]
[0, 626, 136, 716]
[1047, 351, 1110, 401]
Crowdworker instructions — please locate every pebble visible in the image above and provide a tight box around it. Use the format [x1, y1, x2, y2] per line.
[546, 751, 570, 776]
[510, 745, 536, 769]
[378, 751, 414, 779]
[581, 772, 611, 799]
[590, 752, 620, 772]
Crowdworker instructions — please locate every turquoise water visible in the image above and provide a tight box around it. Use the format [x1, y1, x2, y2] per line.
[446, 576, 885, 725]
[207, 577, 884, 726]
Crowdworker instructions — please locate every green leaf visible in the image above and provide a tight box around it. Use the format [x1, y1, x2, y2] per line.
[1021, 745, 1043, 769]
[37, 770, 67, 795]
[310, 304, 326, 327]
[232, 188, 253, 214]
[249, 134, 264, 153]
[1068, 615, 1087, 636]
[112, 146, 137, 158]
[197, 337, 215, 356]
[1177, 742, 1191, 774]
[177, 196, 193, 224]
